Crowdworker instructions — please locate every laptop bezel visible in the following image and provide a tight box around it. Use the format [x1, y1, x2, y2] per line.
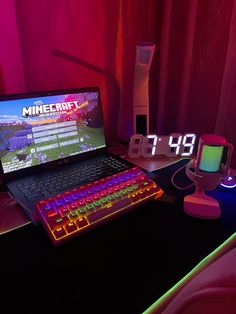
[0, 86, 108, 183]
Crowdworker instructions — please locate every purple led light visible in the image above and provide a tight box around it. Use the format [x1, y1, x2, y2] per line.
[221, 176, 236, 189]
[220, 182, 236, 189]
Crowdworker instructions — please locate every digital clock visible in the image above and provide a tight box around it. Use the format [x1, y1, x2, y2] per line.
[128, 133, 197, 158]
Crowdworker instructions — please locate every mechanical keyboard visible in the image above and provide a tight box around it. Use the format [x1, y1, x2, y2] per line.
[35, 166, 164, 245]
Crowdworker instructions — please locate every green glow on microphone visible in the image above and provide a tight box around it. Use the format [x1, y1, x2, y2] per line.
[199, 145, 224, 172]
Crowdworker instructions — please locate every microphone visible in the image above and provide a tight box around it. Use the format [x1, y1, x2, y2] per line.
[184, 134, 233, 219]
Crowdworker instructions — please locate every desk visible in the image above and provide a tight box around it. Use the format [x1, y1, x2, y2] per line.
[0, 159, 236, 313]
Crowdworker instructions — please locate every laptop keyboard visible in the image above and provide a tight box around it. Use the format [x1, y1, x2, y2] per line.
[17, 156, 131, 202]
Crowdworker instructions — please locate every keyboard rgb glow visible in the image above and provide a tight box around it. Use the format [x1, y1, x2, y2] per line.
[35, 167, 164, 245]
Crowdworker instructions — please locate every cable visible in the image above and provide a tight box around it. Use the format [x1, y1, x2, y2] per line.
[8, 190, 16, 200]
[171, 163, 194, 191]
[2, 190, 18, 206]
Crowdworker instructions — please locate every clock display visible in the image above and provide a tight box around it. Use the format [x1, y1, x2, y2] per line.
[128, 133, 197, 158]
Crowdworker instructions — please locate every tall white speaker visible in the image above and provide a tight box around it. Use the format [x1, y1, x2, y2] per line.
[133, 42, 155, 135]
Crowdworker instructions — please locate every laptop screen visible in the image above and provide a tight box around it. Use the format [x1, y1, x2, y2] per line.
[0, 87, 106, 174]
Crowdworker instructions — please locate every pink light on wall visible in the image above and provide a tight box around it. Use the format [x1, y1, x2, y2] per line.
[0, 0, 26, 93]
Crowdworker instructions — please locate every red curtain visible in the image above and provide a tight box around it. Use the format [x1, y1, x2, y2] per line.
[156, 0, 236, 168]
[0, 0, 236, 167]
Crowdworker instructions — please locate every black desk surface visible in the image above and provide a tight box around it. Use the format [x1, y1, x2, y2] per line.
[1, 160, 236, 313]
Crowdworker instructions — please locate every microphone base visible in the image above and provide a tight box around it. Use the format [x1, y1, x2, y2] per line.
[184, 192, 221, 219]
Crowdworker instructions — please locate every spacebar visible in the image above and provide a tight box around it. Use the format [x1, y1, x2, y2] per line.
[87, 198, 132, 223]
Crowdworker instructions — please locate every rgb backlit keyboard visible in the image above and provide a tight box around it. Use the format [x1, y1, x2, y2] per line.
[35, 167, 164, 245]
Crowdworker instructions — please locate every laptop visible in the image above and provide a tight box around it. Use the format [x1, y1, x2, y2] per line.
[0, 86, 133, 224]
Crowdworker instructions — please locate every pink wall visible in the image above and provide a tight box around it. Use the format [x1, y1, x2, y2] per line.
[0, 0, 26, 93]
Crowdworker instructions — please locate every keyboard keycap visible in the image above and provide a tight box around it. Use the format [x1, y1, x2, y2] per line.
[87, 198, 132, 223]
[53, 227, 67, 239]
[76, 217, 88, 229]
[65, 222, 77, 233]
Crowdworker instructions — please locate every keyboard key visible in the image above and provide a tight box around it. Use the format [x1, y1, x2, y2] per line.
[47, 214, 69, 230]
[53, 227, 67, 239]
[87, 198, 132, 223]
[76, 217, 88, 229]
[65, 222, 77, 233]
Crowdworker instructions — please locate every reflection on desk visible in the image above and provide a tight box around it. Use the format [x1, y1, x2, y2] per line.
[0, 191, 30, 235]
